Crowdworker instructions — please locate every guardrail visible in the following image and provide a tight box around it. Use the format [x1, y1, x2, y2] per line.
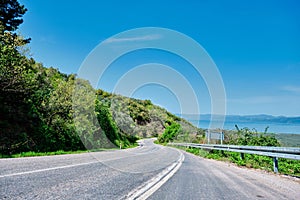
[169, 143, 300, 173]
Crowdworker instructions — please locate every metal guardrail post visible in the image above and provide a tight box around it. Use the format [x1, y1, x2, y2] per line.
[273, 157, 279, 173]
[221, 132, 224, 145]
[206, 130, 210, 144]
[240, 153, 245, 160]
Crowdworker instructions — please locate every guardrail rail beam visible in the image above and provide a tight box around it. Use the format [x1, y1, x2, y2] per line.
[169, 143, 300, 173]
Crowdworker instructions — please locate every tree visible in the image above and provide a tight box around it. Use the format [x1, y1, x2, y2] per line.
[0, 0, 34, 154]
[0, 0, 27, 32]
[0, 0, 31, 95]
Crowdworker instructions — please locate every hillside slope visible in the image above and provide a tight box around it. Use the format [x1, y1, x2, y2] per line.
[95, 89, 202, 140]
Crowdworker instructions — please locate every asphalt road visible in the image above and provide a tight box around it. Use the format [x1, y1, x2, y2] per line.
[149, 152, 300, 200]
[0, 139, 180, 199]
[1, 139, 299, 199]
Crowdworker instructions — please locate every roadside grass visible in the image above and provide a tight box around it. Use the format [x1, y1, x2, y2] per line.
[0, 150, 89, 158]
[174, 145, 300, 177]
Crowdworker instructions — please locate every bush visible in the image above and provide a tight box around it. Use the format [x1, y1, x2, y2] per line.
[158, 122, 181, 143]
[227, 126, 280, 147]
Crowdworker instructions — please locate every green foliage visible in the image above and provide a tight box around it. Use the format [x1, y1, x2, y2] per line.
[128, 99, 151, 125]
[227, 126, 280, 146]
[95, 100, 120, 146]
[158, 122, 181, 143]
[0, 149, 88, 158]
[0, 0, 30, 45]
[0, 0, 27, 32]
[95, 90, 196, 139]
[278, 158, 300, 175]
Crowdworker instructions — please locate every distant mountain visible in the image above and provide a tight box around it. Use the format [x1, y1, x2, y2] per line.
[178, 114, 300, 124]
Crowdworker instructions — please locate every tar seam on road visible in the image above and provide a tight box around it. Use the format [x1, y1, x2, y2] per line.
[122, 149, 185, 200]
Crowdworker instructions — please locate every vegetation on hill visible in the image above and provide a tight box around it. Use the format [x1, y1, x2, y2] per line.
[95, 89, 200, 140]
[0, 0, 117, 155]
[0, 0, 200, 157]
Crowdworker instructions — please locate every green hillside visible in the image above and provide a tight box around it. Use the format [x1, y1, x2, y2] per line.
[0, 0, 201, 156]
[95, 89, 201, 139]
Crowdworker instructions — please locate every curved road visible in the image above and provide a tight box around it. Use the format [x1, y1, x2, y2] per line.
[0, 139, 299, 199]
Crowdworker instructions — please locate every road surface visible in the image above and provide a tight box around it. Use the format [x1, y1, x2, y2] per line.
[0, 139, 299, 199]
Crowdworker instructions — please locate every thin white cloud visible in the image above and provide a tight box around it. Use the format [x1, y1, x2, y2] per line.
[104, 34, 162, 43]
[228, 96, 279, 104]
[281, 86, 300, 93]
[228, 94, 300, 105]
[39, 36, 56, 44]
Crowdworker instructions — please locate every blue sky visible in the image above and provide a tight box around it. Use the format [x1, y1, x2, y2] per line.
[19, 0, 300, 116]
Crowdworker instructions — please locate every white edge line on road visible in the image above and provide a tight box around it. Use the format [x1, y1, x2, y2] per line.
[0, 161, 100, 178]
[123, 150, 185, 200]
[0, 153, 144, 178]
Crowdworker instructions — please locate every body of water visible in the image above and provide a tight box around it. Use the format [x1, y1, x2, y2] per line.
[188, 120, 300, 134]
